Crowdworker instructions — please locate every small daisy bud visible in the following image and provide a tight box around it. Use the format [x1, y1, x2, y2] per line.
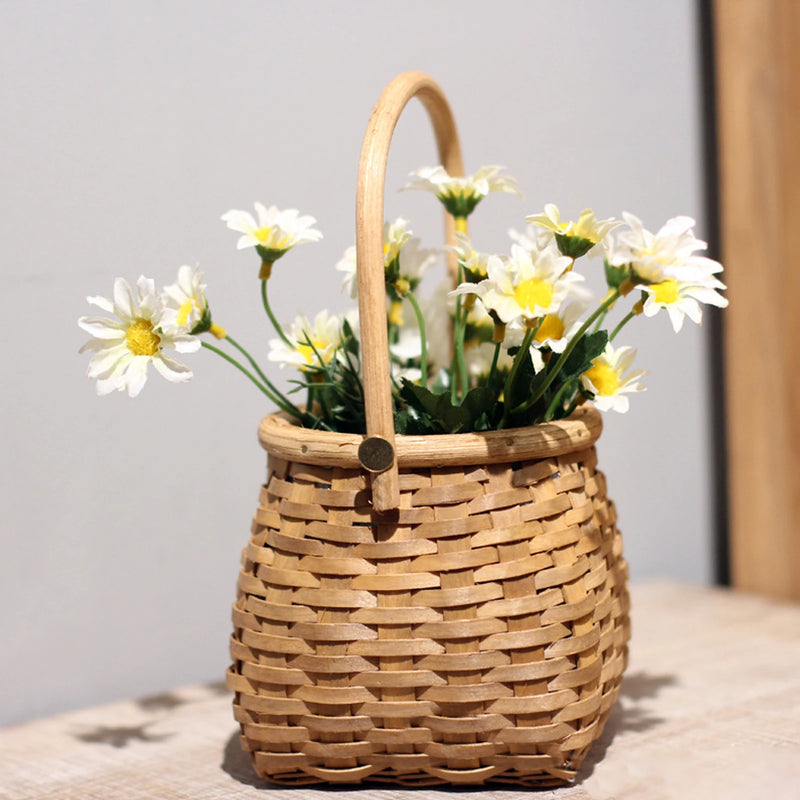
[394, 277, 410, 296]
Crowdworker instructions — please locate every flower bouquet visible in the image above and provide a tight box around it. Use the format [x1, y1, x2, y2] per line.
[78, 72, 727, 787]
[78, 179, 726, 440]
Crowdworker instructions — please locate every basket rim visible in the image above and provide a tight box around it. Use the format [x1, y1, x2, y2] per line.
[258, 404, 602, 469]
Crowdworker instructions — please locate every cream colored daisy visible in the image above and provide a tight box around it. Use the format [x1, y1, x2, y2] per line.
[451, 232, 493, 282]
[161, 265, 226, 338]
[336, 218, 436, 302]
[465, 339, 514, 378]
[389, 324, 424, 384]
[610, 213, 722, 285]
[641, 272, 728, 332]
[383, 217, 413, 266]
[580, 343, 647, 413]
[508, 224, 556, 253]
[531, 301, 587, 354]
[221, 203, 322, 262]
[404, 165, 521, 217]
[453, 244, 580, 325]
[267, 310, 341, 372]
[78, 276, 200, 397]
[526, 204, 620, 258]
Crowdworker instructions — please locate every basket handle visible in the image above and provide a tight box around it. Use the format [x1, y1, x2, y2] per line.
[355, 71, 464, 513]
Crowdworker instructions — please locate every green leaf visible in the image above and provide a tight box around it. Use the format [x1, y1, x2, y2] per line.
[556, 330, 609, 384]
[505, 347, 537, 412]
[399, 380, 499, 434]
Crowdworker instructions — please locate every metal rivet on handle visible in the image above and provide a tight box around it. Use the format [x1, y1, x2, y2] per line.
[358, 435, 395, 473]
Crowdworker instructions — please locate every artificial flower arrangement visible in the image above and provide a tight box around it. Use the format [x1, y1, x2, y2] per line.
[78, 165, 728, 434]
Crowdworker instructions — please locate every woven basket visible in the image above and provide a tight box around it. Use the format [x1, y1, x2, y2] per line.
[226, 71, 630, 787]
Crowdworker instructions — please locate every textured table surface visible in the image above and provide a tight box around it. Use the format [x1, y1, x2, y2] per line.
[2, 581, 799, 800]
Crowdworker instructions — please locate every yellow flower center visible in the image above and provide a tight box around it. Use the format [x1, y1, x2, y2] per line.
[535, 314, 565, 343]
[253, 225, 273, 243]
[514, 278, 554, 314]
[584, 363, 620, 396]
[254, 227, 290, 250]
[176, 298, 198, 327]
[125, 318, 160, 356]
[650, 279, 680, 304]
[297, 337, 328, 367]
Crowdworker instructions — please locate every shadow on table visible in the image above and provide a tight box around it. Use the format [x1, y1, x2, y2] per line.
[221, 670, 676, 791]
[222, 733, 273, 789]
[576, 669, 676, 781]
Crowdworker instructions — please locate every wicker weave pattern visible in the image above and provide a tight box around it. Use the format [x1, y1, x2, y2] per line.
[228, 440, 630, 787]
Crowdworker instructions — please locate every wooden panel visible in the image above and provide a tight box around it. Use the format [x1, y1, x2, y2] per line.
[714, 0, 800, 599]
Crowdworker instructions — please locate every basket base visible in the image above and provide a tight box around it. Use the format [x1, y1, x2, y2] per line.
[235, 688, 622, 787]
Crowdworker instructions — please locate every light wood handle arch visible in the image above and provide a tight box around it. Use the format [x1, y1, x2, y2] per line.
[356, 71, 464, 512]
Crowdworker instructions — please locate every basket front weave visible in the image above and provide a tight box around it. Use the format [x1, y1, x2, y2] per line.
[227, 441, 630, 787]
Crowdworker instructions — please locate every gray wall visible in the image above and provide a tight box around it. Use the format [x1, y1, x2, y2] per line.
[0, 0, 713, 726]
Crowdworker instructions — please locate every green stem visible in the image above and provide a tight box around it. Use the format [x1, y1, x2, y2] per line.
[609, 310, 636, 342]
[486, 340, 502, 389]
[544, 379, 577, 422]
[306, 382, 316, 416]
[451, 266, 469, 404]
[201, 341, 302, 421]
[457, 308, 469, 400]
[225, 335, 275, 393]
[515, 289, 620, 416]
[225, 334, 307, 422]
[592, 306, 611, 333]
[405, 291, 428, 388]
[500, 326, 537, 428]
[261, 279, 291, 346]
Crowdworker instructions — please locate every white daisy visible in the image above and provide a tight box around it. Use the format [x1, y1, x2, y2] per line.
[580, 343, 647, 413]
[336, 218, 437, 302]
[383, 217, 413, 266]
[395, 235, 439, 293]
[531, 301, 587, 354]
[526, 203, 620, 257]
[451, 232, 493, 282]
[335, 245, 359, 298]
[160, 264, 225, 339]
[610, 213, 722, 285]
[389, 325, 424, 384]
[641, 273, 728, 332]
[424, 280, 457, 371]
[336, 218, 413, 298]
[78, 276, 200, 397]
[508, 223, 556, 254]
[465, 339, 514, 378]
[221, 203, 322, 261]
[453, 244, 580, 325]
[268, 310, 341, 372]
[404, 165, 521, 217]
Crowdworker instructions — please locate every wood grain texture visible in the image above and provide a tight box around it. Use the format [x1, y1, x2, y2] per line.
[3, 583, 799, 800]
[355, 72, 464, 512]
[714, 0, 800, 599]
[259, 404, 602, 469]
[229, 425, 629, 786]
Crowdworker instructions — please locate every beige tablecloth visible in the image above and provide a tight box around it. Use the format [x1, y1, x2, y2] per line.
[2, 582, 799, 800]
